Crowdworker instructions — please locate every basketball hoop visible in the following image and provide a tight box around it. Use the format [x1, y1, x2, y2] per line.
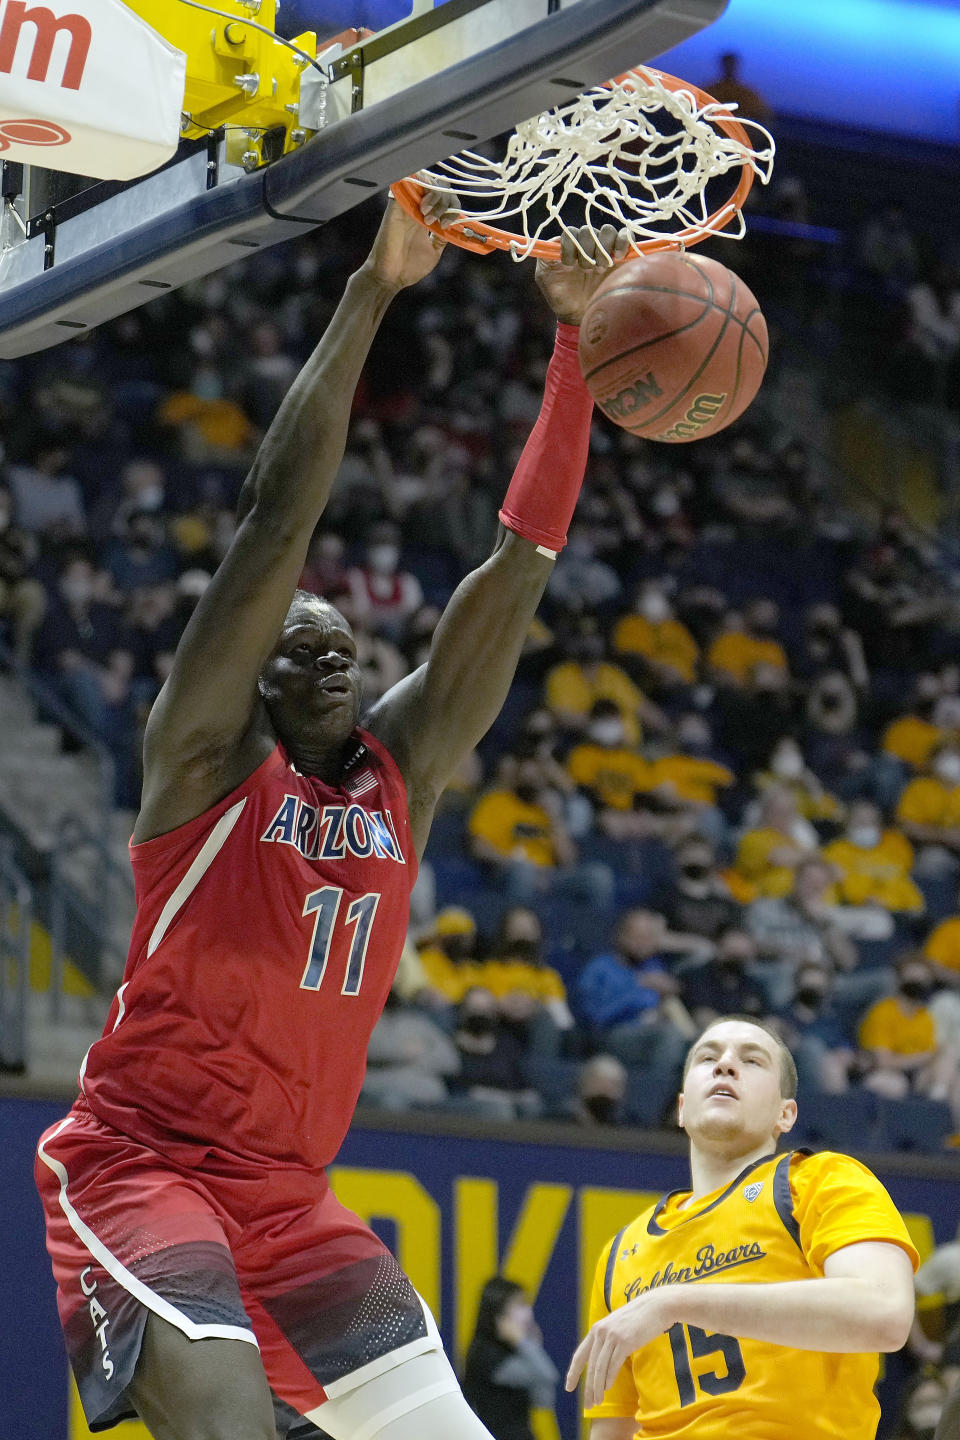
[391, 66, 774, 264]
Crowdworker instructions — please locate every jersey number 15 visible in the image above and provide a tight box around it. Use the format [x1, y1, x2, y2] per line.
[668, 1324, 746, 1405]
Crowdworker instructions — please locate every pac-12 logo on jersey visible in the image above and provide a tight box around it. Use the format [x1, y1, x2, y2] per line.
[743, 1182, 764, 1203]
[261, 795, 405, 864]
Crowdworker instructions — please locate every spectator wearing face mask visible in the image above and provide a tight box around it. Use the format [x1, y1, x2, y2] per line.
[746, 857, 861, 1009]
[570, 1053, 629, 1127]
[735, 785, 820, 899]
[416, 908, 482, 1007]
[662, 839, 742, 941]
[776, 963, 857, 1094]
[566, 700, 655, 813]
[545, 627, 663, 744]
[450, 987, 542, 1120]
[612, 582, 700, 692]
[479, 907, 574, 1053]
[649, 714, 736, 804]
[680, 928, 769, 1028]
[707, 598, 789, 688]
[468, 757, 614, 908]
[822, 800, 925, 914]
[884, 674, 950, 772]
[33, 555, 130, 692]
[575, 909, 696, 1122]
[103, 509, 180, 594]
[793, 603, 869, 691]
[754, 736, 842, 824]
[858, 955, 960, 1115]
[346, 522, 423, 641]
[897, 743, 960, 875]
[641, 717, 736, 852]
[157, 364, 259, 464]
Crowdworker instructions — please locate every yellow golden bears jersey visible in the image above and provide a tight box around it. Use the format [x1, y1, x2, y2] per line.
[586, 1149, 919, 1440]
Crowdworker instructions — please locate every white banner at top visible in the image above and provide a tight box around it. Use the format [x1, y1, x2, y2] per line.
[0, 0, 186, 181]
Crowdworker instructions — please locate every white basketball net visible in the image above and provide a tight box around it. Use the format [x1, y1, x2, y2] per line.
[415, 66, 775, 262]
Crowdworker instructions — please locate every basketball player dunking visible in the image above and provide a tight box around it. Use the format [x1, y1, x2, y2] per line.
[35, 196, 628, 1440]
[569, 1017, 919, 1440]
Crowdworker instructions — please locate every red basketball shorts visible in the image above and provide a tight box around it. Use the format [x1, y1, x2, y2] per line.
[35, 1100, 439, 1433]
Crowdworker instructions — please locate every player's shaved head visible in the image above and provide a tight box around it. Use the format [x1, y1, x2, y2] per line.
[284, 589, 351, 632]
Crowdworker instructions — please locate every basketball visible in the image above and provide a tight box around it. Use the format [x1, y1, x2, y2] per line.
[577, 253, 768, 442]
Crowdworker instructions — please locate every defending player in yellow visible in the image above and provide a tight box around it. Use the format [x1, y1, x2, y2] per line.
[568, 1016, 918, 1439]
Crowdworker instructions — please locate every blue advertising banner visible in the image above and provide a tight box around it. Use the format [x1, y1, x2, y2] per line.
[4, 1097, 959, 1440]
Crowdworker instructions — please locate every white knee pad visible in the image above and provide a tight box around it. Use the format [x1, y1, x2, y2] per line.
[304, 1347, 494, 1440]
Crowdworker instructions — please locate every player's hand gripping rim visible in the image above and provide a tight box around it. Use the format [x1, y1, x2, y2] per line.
[367, 186, 459, 290]
[535, 223, 631, 326]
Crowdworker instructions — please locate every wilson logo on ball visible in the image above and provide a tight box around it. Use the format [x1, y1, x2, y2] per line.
[578, 253, 767, 443]
[656, 392, 727, 442]
[600, 371, 664, 420]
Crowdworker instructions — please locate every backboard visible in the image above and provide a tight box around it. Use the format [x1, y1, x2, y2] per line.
[0, 0, 729, 359]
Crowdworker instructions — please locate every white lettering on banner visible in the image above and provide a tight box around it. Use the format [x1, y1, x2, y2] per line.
[0, 1, 91, 89]
[79, 1266, 114, 1381]
[0, 0, 186, 181]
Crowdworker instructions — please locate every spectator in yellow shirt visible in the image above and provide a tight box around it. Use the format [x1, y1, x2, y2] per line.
[565, 701, 655, 811]
[859, 954, 959, 1117]
[822, 800, 925, 914]
[417, 907, 482, 1006]
[707, 597, 789, 687]
[648, 742, 735, 808]
[736, 785, 820, 898]
[478, 906, 575, 1048]
[897, 743, 960, 872]
[157, 368, 260, 464]
[544, 627, 667, 745]
[925, 915, 960, 987]
[612, 582, 699, 691]
[883, 673, 947, 771]
[468, 757, 614, 907]
[755, 736, 842, 823]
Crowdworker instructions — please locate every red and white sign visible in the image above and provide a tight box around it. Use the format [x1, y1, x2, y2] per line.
[0, 0, 185, 180]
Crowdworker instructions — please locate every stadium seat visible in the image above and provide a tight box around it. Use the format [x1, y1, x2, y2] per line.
[791, 1090, 878, 1153]
[623, 1064, 680, 1130]
[521, 1055, 580, 1117]
[873, 1095, 955, 1154]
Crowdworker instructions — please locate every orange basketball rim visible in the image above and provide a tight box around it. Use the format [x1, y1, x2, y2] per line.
[391, 67, 771, 262]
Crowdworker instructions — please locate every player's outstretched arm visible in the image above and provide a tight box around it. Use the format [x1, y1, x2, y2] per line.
[136, 197, 453, 840]
[567, 1239, 915, 1410]
[366, 226, 629, 858]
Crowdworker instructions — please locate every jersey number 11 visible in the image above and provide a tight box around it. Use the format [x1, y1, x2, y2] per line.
[300, 885, 381, 996]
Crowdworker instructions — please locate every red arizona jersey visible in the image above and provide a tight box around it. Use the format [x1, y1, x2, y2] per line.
[79, 730, 416, 1170]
